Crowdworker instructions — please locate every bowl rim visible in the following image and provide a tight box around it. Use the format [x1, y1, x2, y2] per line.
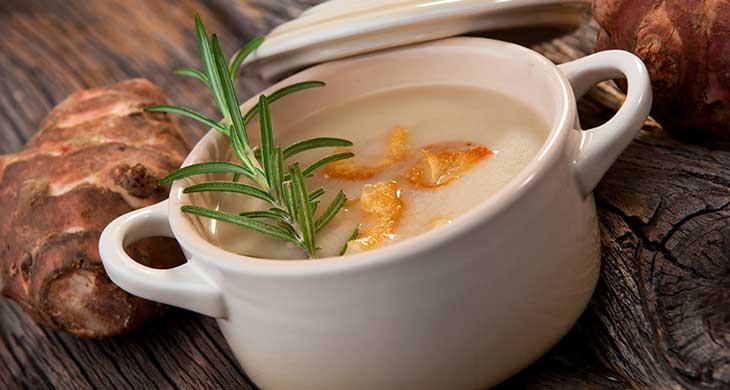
[168, 37, 577, 277]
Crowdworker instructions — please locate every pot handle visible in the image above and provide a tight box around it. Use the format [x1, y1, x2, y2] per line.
[558, 50, 652, 197]
[99, 200, 226, 318]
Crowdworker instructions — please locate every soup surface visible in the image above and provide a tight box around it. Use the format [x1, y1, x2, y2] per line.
[196, 85, 548, 259]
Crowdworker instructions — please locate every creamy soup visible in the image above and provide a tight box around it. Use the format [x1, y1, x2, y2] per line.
[196, 85, 548, 259]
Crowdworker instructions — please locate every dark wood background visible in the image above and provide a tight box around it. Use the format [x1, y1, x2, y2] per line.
[1, 1, 728, 389]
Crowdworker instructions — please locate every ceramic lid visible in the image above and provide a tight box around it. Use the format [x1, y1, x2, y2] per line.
[247, 0, 592, 80]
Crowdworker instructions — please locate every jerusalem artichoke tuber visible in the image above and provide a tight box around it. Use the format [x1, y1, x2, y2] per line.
[593, 0, 730, 140]
[0, 79, 188, 337]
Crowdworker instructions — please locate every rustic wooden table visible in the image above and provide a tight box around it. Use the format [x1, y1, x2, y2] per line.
[2, 1, 728, 389]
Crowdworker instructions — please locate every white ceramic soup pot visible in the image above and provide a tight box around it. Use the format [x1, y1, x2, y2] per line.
[100, 38, 651, 389]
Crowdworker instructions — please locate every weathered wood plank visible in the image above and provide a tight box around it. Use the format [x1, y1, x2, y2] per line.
[0, 319, 50, 390]
[1, 0, 727, 389]
[586, 135, 730, 389]
[52, 330, 174, 389]
[0, 300, 92, 389]
[0, 0, 270, 148]
[128, 312, 253, 390]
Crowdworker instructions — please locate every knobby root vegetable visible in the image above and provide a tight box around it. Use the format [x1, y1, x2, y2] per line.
[0, 79, 188, 337]
[593, 0, 730, 141]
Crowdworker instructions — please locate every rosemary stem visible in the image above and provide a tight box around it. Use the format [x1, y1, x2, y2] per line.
[253, 173, 270, 190]
[166, 15, 352, 260]
[269, 190, 313, 257]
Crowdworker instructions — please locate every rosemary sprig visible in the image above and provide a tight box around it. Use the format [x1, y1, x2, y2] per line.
[150, 14, 355, 259]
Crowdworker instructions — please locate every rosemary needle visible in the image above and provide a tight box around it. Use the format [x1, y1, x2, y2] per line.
[148, 14, 355, 259]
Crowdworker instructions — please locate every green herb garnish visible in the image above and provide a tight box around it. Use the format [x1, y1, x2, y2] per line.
[148, 14, 357, 259]
[337, 225, 360, 256]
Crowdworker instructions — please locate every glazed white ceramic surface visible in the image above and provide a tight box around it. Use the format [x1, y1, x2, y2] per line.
[100, 38, 651, 389]
[246, 0, 592, 79]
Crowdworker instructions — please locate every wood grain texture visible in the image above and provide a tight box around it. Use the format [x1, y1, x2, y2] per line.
[0, 0, 727, 389]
